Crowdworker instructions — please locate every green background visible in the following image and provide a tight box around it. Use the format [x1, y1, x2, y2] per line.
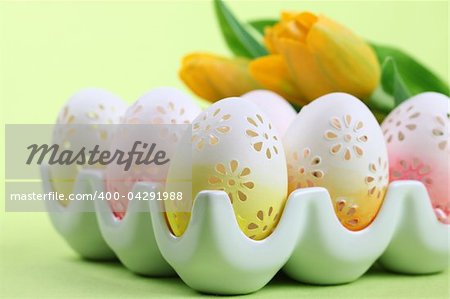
[0, 0, 448, 298]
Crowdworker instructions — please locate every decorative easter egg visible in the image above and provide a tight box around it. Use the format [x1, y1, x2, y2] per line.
[242, 90, 296, 136]
[283, 92, 389, 230]
[50, 88, 127, 206]
[105, 87, 201, 219]
[381, 92, 450, 224]
[165, 97, 288, 240]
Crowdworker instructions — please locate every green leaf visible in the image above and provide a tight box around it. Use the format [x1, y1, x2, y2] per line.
[371, 43, 449, 96]
[380, 57, 411, 106]
[213, 0, 267, 58]
[368, 85, 394, 115]
[248, 19, 278, 35]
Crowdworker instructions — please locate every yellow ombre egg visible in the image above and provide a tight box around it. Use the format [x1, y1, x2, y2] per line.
[283, 93, 389, 230]
[165, 97, 288, 240]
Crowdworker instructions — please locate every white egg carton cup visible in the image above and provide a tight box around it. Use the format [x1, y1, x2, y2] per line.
[41, 164, 174, 276]
[41, 165, 449, 294]
[41, 166, 116, 261]
[94, 179, 175, 276]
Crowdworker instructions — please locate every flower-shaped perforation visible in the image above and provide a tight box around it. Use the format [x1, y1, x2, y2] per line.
[383, 105, 420, 143]
[57, 104, 112, 147]
[57, 106, 76, 125]
[365, 157, 389, 199]
[246, 114, 280, 160]
[126, 102, 187, 124]
[335, 199, 359, 227]
[246, 206, 280, 239]
[126, 101, 191, 143]
[324, 114, 368, 161]
[208, 160, 254, 203]
[288, 148, 324, 189]
[391, 158, 433, 188]
[86, 103, 116, 124]
[432, 113, 449, 151]
[153, 102, 191, 125]
[192, 108, 231, 150]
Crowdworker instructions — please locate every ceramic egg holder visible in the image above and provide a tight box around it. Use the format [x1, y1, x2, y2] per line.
[284, 181, 448, 284]
[41, 164, 174, 275]
[42, 165, 449, 295]
[40, 165, 116, 261]
[94, 180, 175, 276]
[149, 190, 303, 294]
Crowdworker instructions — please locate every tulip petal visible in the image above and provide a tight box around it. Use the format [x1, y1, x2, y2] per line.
[249, 55, 304, 105]
[306, 16, 381, 99]
[265, 12, 317, 55]
[278, 38, 336, 101]
[179, 53, 261, 102]
[264, 11, 381, 103]
[180, 54, 224, 101]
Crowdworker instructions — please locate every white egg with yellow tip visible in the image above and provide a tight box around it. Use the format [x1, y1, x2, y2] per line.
[283, 92, 389, 230]
[165, 97, 288, 240]
[50, 88, 127, 205]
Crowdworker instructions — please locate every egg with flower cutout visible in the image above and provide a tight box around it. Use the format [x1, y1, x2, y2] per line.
[283, 92, 389, 230]
[165, 97, 288, 240]
[242, 90, 297, 136]
[50, 88, 127, 206]
[104, 87, 201, 219]
[381, 92, 449, 224]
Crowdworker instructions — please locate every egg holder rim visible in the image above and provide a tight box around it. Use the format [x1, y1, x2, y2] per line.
[40, 164, 449, 295]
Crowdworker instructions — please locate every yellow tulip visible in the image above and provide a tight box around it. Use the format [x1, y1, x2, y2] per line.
[179, 53, 261, 102]
[248, 54, 301, 103]
[250, 12, 380, 104]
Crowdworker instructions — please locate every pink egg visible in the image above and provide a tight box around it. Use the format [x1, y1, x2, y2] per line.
[242, 90, 296, 136]
[381, 92, 450, 224]
[104, 87, 201, 219]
